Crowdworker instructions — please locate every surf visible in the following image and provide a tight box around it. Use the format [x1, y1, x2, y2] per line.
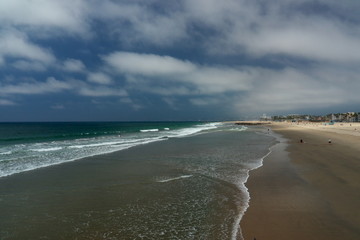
[0, 122, 221, 178]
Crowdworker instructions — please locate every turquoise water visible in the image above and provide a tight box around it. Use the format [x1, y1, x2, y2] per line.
[0, 122, 275, 239]
[0, 122, 217, 177]
[0, 122, 200, 144]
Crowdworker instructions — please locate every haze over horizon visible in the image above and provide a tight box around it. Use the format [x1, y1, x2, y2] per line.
[1, 0, 360, 121]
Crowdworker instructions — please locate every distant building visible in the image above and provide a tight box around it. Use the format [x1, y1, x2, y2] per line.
[271, 111, 359, 122]
[260, 114, 271, 121]
[331, 114, 336, 121]
[346, 112, 357, 122]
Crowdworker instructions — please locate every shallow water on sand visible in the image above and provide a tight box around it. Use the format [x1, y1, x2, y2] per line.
[0, 126, 275, 239]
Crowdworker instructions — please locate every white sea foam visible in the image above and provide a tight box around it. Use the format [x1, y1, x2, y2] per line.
[69, 141, 125, 149]
[164, 128, 170, 131]
[229, 126, 248, 131]
[140, 129, 159, 133]
[171, 122, 220, 138]
[31, 147, 63, 152]
[0, 151, 12, 155]
[157, 175, 193, 183]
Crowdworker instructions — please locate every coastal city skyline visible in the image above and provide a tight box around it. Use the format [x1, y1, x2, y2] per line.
[266, 111, 360, 122]
[1, 0, 360, 121]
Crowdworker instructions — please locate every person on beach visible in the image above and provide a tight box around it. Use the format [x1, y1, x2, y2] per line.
[300, 139, 303, 143]
[328, 139, 332, 144]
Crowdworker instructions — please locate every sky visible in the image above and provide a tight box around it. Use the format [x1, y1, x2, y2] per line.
[0, 0, 360, 121]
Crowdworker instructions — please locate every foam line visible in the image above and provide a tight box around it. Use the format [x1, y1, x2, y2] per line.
[157, 175, 193, 183]
[31, 147, 63, 152]
[140, 129, 159, 132]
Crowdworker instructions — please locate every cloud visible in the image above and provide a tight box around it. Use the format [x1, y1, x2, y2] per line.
[1, 0, 360, 119]
[62, 58, 86, 72]
[2, 0, 360, 64]
[111, 1, 348, 65]
[112, 51, 360, 114]
[125, 77, 192, 96]
[104, 51, 253, 95]
[0, 0, 90, 36]
[186, 0, 360, 64]
[12, 60, 46, 72]
[87, 72, 112, 85]
[118, 97, 143, 110]
[130, 13, 187, 46]
[0, 30, 55, 64]
[78, 86, 127, 97]
[0, 77, 71, 95]
[0, 99, 16, 106]
[162, 97, 179, 110]
[103, 52, 196, 76]
[3, 1, 360, 64]
[189, 97, 221, 106]
[184, 67, 254, 94]
[0, 75, 127, 99]
[234, 66, 360, 114]
[231, 17, 360, 63]
[51, 104, 65, 110]
[92, 1, 188, 46]
[0, 0, 184, 47]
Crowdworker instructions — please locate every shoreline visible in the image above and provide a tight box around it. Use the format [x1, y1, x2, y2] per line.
[0, 125, 270, 239]
[241, 122, 360, 240]
[237, 135, 276, 240]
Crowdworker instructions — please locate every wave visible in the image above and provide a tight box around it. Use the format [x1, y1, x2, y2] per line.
[171, 122, 220, 138]
[0, 122, 222, 178]
[156, 175, 193, 183]
[31, 147, 63, 152]
[140, 129, 159, 133]
[69, 140, 125, 149]
[228, 126, 248, 131]
[0, 151, 12, 155]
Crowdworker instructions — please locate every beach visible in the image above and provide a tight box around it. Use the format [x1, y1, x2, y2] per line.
[242, 122, 360, 240]
[2, 121, 359, 239]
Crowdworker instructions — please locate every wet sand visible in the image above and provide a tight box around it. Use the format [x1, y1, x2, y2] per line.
[241, 122, 360, 240]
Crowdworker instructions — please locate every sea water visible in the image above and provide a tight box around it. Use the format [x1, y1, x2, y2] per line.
[0, 122, 218, 178]
[0, 122, 275, 239]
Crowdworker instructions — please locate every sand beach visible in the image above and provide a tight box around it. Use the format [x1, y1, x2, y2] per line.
[242, 122, 360, 240]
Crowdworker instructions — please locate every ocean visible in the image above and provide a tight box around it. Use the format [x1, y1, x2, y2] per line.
[0, 122, 219, 178]
[0, 122, 275, 240]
